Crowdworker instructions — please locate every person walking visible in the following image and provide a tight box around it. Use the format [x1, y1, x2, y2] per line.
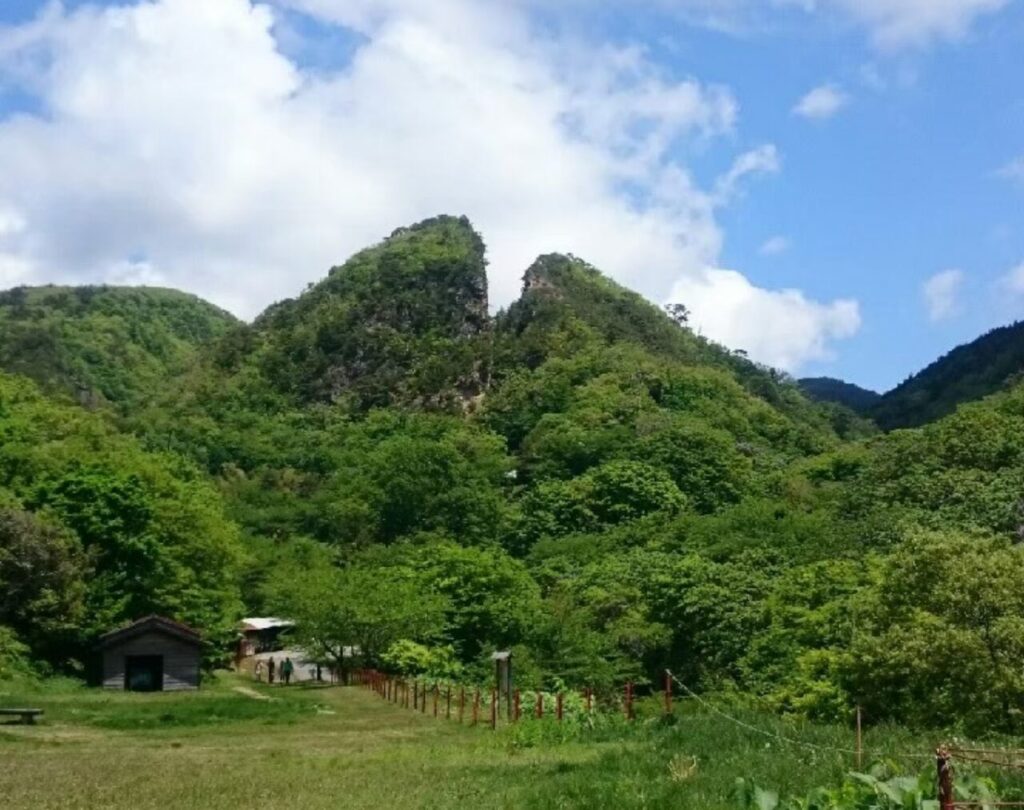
[282, 656, 294, 686]
[267, 656, 276, 685]
[254, 659, 264, 682]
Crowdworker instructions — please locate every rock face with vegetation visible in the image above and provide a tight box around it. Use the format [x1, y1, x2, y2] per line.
[3, 215, 1024, 735]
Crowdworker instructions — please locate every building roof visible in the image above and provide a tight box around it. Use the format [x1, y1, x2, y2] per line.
[99, 615, 203, 648]
[240, 617, 295, 632]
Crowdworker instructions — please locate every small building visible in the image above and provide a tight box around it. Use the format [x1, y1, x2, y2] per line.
[237, 617, 295, 660]
[99, 615, 203, 692]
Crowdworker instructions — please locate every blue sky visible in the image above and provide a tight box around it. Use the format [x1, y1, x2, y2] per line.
[0, 0, 1022, 391]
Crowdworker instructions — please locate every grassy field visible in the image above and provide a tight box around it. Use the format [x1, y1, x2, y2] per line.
[1, 674, 1019, 809]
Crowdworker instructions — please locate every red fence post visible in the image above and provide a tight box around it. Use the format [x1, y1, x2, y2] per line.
[665, 670, 672, 716]
[556, 692, 563, 722]
[937, 747, 954, 810]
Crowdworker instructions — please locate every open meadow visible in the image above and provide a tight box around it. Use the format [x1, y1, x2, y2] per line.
[4, 674, 1022, 809]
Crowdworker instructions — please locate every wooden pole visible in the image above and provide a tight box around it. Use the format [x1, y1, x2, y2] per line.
[855, 706, 863, 771]
[514, 689, 520, 722]
[433, 685, 439, 718]
[490, 688, 497, 730]
[556, 692, 563, 722]
[459, 687, 465, 723]
[665, 670, 672, 716]
[472, 690, 480, 726]
[414, 680, 419, 710]
[937, 747, 954, 810]
[446, 685, 451, 720]
[536, 692, 543, 719]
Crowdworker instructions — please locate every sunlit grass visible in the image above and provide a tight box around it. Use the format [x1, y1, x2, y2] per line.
[3, 674, 1024, 809]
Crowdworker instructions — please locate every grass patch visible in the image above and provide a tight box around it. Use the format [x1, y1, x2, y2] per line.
[3, 675, 1024, 809]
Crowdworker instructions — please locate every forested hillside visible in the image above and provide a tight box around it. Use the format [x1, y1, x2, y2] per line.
[798, 376, 880, 412]
[871, 321, 1024, 429]
[3, 216, 1024, 734]
[0, 285, 237, 410]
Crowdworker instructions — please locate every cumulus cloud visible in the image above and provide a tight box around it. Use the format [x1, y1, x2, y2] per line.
[668, 269, 861, 371]
[759, 236, 791, 256]
[793, 84, 849, 119]
[922, 269, 965, 321]
[0, 0, 860, 371]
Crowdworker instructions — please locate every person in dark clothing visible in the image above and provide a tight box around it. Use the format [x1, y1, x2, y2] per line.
[282, 657, 294, 686]
[267, 656, 276, 684]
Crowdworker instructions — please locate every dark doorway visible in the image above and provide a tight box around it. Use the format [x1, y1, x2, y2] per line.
[125, 655, 164, 692]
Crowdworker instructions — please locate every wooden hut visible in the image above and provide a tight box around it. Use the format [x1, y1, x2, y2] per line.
[99, 615, 202, 692]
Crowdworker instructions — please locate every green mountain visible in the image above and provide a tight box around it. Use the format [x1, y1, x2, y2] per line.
[5, 215, 1024, 734]
[0, 285, 238, 409]
[871, 321, 1024, 430]
[255, 215, 490, 411]
[798, 376, 880, 412]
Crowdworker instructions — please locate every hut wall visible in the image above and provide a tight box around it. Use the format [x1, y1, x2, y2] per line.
[102, 631, 201, 691]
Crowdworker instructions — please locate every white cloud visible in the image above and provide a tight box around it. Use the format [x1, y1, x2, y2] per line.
[772, 0, 1009, 48]
[998, 156, 1024, 185]
[922, 268, 965, 321]
[793, 84, 849, 120]
[998, 262, 1024, 297]
[668, 268, 861, 371]
[759, 236, 791, 256]
[0, 0, 860, 370]
[713, 144, 781, 203]
[827, 0, 1010, 49]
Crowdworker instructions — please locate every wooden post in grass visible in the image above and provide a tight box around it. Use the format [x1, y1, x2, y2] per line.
[433, 685, 439, 718]
[855, 706, 863, 771]
[472, 690, 480, 726]
[459, 687, 465, 723]
[665, 670, 672, 716]
[625, 682, 634, 720]
[586, 687, 593, 714]
[446, 685, 451, 720]
[937, 747, 954, 810]
[514, 689, 520, 722]
[556, 692, 563, 722]
[413, 681, 419, 710]
[536, 692, 543, 719]
[421, 684, 427, 714]
[491, 689, 497, 730]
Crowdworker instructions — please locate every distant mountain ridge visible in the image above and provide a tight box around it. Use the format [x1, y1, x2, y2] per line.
[871, 321, 1024, 430]
[798, 377, 881, 413]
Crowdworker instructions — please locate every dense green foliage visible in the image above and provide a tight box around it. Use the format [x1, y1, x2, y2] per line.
[0, 285, 237, 409]
[872, 320, 1024, 429]
[4, 215, 1024, 739]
